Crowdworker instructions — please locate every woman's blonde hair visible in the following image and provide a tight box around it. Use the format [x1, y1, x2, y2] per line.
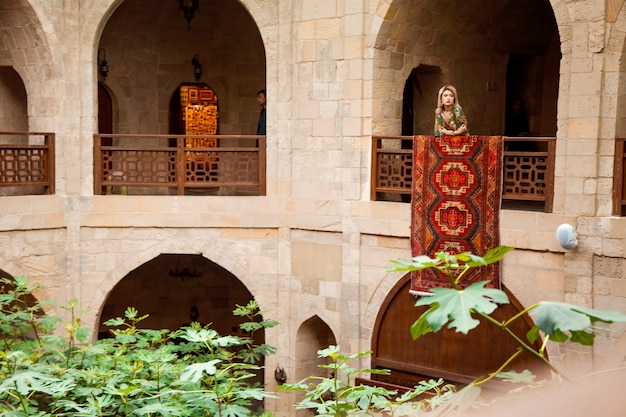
[436, 85, 461, 112]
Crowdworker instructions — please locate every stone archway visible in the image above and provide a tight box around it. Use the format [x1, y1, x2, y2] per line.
[97, 252, 267, 409]
[0, 269, 40, 324]
[0, 3, 56, 133]
[295, 315, 337, 381]
[370, 274, 551, 399]
[98, 253, 259, 337]
[98, 0, 265, 136]
[295, 316, 337, 417]
[369, 0, 560, 136]
[401, 65, 443, 136]
[0, 67, 28, 132]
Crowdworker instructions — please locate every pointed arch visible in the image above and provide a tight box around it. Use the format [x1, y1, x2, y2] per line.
[295, 315, 337, 382]
[0, 67, 27, 132]
[98, 253, 257, 335]
[367, 0, 563, 136]
[80, 232, 277, 334]
[370, 274, 551, 396]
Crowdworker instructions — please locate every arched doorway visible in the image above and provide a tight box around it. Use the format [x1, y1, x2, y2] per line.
[295, 316, 336, 381]
[98, 253, 266, 396]
[0, 270, 41, 331]
[373, 0, 560, 137]
[504, 32, 560, 138]
[169, 83, 219, 140]
[295, 316, 337, 417]
[98, 0, 265, 137]
[97, 253, 267, 408]
[0, 67, 28, 133]
[99, 254, 261, 338]
[401, 66, 444, 136]
[371, 275, 550, 399]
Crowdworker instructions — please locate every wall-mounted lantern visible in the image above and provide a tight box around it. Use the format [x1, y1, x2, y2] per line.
[98, 48, 109, 78]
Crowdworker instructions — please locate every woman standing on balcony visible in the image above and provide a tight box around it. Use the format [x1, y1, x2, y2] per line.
[434, 85, 468, 136]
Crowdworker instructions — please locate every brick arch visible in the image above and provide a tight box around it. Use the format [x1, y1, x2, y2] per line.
[93, 0, 272, 68]
[91, 245, 269, 397]
[0, 1, 53, 74]
[0, 1, 57, 132]
[99, 254, 253, 333]
[0, 264, 54, 315]
[110, 244, 259, 300]
[96, 0, 266, 136]
[295, 315, 337, 382]
[369, 273, 553, 395]
[82, 239, 268, 333]
[296, 313, 338, 345]
[367, 0, 564, 135]
[235, 0, 277, 29]
[0, 67, 28, 131]
[362, 268, 407, 346]
[369, 0, 571, 53]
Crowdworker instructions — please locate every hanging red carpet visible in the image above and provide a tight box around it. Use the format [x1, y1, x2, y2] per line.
[410, 135, 504, 294]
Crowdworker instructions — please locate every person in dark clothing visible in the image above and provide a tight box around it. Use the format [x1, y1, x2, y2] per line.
[256, 89, 266, 135]
[505, 97, 530, 137]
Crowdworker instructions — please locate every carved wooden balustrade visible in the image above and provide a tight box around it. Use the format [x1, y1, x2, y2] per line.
[0, 132, 553, 206]
[94, 134, 266, 196]
[0, 131, 55, 195]
[371, 136, 555, 212]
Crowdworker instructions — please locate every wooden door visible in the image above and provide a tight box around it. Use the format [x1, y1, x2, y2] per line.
[371, 275, 550, 398]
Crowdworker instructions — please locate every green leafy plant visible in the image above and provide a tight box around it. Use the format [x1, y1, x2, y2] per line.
[0, 275, 278, 417]
[388, 246, 626, 385]
[281, 345, 460, 417]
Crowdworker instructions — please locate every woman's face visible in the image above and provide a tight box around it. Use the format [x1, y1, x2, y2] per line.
[441, 90, 455, 107]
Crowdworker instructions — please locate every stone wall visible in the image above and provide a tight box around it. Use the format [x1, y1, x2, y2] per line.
[1, 2, 626, 415]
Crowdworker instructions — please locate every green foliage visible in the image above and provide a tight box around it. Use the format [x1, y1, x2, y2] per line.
[527, 301, 626, 345]
[281, 345, 459, 417]
[412, 282, 509, 336]
[0, 276, 277, 417]
[388, 246, 626, 384]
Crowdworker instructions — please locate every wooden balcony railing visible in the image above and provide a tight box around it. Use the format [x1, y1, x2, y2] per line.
[371, 136, 555, 213]
[0, 131, 55, 195]
[94, 134, 266, 196]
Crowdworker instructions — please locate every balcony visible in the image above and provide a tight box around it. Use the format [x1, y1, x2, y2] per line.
[0, 133, 554, 210]
[94, 134, 266, 196]
[371, 136, 555, 213]
[0, 131, 55, 196]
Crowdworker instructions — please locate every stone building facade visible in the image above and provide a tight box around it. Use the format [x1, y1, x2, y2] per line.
[1, 0, 626, 414]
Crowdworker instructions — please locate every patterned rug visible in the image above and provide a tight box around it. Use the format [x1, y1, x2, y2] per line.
[410, 135, 504, 294]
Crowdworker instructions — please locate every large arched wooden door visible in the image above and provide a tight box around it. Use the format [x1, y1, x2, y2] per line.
[371, 275, 550, 398]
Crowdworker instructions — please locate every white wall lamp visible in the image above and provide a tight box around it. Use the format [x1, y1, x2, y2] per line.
[556, 224, 578, 250]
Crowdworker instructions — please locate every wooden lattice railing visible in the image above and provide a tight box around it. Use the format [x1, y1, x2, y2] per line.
[0, 131, 55, 195]
[94, 134, 266, 196]
[0, 132, 553, 207]
[371, 136, 555, 213]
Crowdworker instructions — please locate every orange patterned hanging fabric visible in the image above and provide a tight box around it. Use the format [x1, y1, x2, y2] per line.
[410, 135, 504, 294]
